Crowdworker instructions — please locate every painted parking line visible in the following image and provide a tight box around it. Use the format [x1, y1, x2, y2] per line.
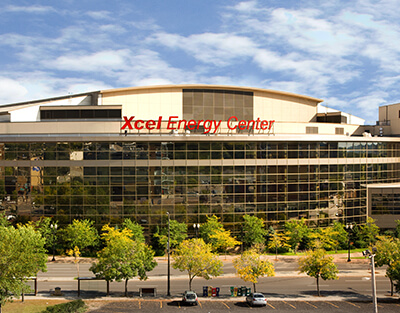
[282, 300, 296, 309]
[222, 302, 230, 309]
[160, 300, 162, 308]
[198, 300, 202, 308]
[139, 299, 141, 309]
[303, 301, 318, 308]
[325, 301, 339, 308]
[266, 302, 276, 309]
[345, 301, 360, 308]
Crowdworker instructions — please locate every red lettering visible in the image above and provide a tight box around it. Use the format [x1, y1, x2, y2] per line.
[146, 120, 156, 130]
[157, 116, 162, 129]
[260, 120, 269, 130]
[134, 119, 144, 130]
[187, 120, 197, 130]
[269, 120, 275, 130]
[238, 120, 247, 130]
[121, 116, 134, 130]
[167, 116, 178, 129]
[178, 119, 187, 129]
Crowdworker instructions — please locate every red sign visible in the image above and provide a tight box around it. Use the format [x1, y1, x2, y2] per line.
[121, 116, 275, 134]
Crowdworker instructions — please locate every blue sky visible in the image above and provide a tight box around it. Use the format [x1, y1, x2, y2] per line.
[1, 0, 400, 123]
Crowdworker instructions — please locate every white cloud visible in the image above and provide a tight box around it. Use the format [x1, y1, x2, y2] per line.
[1, 5, 56, 14]
[0, 78, 28, 104]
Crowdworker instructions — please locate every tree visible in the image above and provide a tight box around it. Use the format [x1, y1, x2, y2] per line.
[308, 227, 340, 251]
[172, 238, 223, 290]
[374, 236, 400, 296]
[0, 225, 47, 313]
[122, 218, 145, 243]
[154, 219, 187, 252]
[360, 217, 380, 247]
[267, 230, 290, 260]
[298, 248, 339, 296]
[242, 215, 267, 249]
[200, 215, 224, 246]
[90, 225, 157, 296]
[63, 219, 99, 253]
[233, 247, 275, 292]
[284, 218, 310, 253]
[209, 228, 241, 256]
[389, 260, 400, 293]
[24, 217, 55, 254]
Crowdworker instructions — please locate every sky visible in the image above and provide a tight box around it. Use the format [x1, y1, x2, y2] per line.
[1, 0, 400, 124]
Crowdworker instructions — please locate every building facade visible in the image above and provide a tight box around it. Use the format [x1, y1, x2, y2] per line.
[1, 85, 400, 235]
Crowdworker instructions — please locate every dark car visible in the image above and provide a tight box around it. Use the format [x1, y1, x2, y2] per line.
[182, 290, 198, 305]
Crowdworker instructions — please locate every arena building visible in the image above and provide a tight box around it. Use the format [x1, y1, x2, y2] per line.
[1, 85, 400, 235]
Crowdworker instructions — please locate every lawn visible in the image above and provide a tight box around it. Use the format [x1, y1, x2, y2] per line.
[3, 300, 68, 313]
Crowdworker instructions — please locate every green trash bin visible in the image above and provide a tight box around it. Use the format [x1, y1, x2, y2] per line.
[241, 286, 247, 296]
[237, 287, 242, 296]
[230, 287, 234, 297]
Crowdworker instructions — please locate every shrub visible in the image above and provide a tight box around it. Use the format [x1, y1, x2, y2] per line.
[42, 299, 87, 313]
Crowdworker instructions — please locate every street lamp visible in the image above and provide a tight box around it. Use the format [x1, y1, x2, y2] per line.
[346, 223, 353, 262]
[50, 223, 57, 262]
[193, 223, 200, 238]
[166, 212, 171, 297]
[363, 248, 378, 313]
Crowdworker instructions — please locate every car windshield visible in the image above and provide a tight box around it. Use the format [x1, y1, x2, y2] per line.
[186, 294, 196, 299]
[254, 294, 264, 298]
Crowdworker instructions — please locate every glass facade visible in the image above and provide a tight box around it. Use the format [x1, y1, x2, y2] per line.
[0, 140, 399, 235]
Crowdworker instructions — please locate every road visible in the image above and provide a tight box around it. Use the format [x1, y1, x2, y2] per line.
[32, 257, 395, 301]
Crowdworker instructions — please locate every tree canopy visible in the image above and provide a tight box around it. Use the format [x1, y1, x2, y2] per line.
[298, 248, 339, 296]
[172, 238, 223, 290]
[242, 215, 267, 248]
[0, 225, 47, 312]
[63, 219, 99, 253]
[233, 247, 275, 292]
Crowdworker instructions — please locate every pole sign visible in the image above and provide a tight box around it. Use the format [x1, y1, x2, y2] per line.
[121, 116, 275, 134]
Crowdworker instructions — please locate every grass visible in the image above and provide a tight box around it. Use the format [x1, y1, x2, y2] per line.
[3, 300, 68, 313]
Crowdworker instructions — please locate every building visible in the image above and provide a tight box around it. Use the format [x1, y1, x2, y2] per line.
[1, 85, 400, 235]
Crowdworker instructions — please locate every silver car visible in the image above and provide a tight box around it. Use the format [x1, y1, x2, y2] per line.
[246, 292, 267, 306]
[182, 290, 198, 305]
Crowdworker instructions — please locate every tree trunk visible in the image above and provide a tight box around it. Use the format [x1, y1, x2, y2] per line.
[253, 282, 256, 293]
[0, 302, 2, 313]
[390, 277, 394, 296]
[275, 246, 278, 261]
[189, 276, 193, 291]
[316, 276, 320, 297]
[107, 281, 110, 296]
[125, 279, 128, 297]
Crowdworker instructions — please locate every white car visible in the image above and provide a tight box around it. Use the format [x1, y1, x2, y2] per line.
[246, 293, 267, 306]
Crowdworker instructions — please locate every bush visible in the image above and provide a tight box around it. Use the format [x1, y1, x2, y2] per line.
[41, 299, 87, 313]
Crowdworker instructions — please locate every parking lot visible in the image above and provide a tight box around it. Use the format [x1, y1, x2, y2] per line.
[87, 299, 400, 313]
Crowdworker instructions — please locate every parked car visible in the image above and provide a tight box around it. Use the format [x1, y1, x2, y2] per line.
[246, 293, 267, 306]
[182, 290, 198, 305]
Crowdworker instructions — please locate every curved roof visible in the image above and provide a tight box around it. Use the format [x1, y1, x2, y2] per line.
[100, 84, 324, 103]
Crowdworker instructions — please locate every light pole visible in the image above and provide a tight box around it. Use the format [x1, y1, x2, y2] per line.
[167, 212, 171, 297]
[193, 223, 200, 238]
[363, 248, 378, 313]
[346, 223, 353, 262]
[50, 223, 57, 261]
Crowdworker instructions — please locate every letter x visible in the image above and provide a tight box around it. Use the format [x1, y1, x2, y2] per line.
[121, 116, 134, 130]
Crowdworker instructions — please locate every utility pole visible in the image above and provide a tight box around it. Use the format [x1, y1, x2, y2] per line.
[167, 212, 171, 296]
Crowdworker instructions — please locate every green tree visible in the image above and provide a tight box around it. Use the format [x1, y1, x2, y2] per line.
[298, 248, 339, 296]
[360, 217, 380, 247]
[63, 219, 99, 254]
[172, 238, 223, 290]
[90, 225, 157, 296]
[200, 215, 224, 246]
[0, 225, 47, 312]
[389, 260, 400, 293]
[394, 220, 400, 239]
[122, 218, 145, 243]
[284, 218, 310, 253]
[233, 247, 275, 292]
[374, 236, 400, 296]
[25, 217, 55, 254]
[332, 221, 349, 250]
[154, 219, 187, 251]
[242, 215, 267, 249]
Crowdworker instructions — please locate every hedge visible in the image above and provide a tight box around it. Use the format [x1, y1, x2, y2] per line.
[41, 299, 87, 313]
